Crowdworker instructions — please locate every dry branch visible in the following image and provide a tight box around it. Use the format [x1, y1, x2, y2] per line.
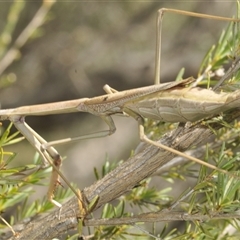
[3, 109, 240, 240]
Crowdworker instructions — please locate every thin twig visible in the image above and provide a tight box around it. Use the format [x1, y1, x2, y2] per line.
[0, 1, 55, 76]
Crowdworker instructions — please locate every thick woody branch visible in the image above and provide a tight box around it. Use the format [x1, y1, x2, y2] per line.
[5, 110, 240, 240]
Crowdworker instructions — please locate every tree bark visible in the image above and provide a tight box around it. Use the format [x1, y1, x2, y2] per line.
[4, 110, 240, 240]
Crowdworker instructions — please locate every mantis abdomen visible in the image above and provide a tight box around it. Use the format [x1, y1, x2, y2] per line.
[124, 87, 240, 122]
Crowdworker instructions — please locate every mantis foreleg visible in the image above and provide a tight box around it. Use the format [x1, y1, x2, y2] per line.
[10, 116, 82, 209]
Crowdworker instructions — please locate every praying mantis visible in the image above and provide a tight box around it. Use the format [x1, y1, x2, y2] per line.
[1, 6, 240, 222]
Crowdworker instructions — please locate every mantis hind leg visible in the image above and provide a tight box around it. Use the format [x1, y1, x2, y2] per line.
[154, 8, 240, 85]
[123, 108, 232, 177]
